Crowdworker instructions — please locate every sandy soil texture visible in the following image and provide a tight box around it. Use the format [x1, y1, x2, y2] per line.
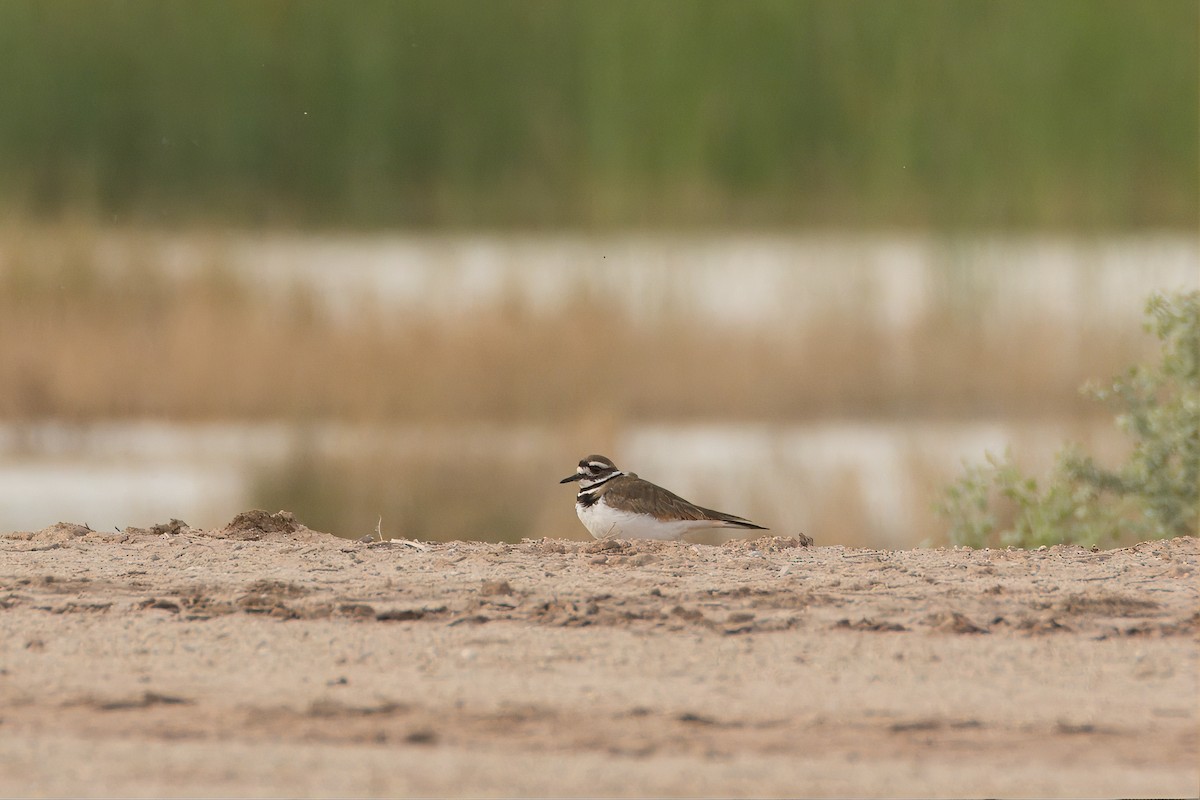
[1, 511, 1196, 798]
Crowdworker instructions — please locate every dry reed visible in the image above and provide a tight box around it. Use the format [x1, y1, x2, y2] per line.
[0, 229, 1148, 424]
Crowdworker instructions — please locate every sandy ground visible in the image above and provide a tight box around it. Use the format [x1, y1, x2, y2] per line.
[0, 510, 1196, 798]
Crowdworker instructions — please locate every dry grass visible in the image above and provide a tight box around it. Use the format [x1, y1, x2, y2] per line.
[0, 293, 1139, 423]
[0, 228, 1149, 424]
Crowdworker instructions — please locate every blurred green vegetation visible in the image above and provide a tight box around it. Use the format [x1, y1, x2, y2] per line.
[938, 291, 1200, 548]
[0, 0, 1195, 229]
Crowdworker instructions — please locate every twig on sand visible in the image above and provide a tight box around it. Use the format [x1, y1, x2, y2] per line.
[372, 514, 429, 551]
[395, 538, 428, 551]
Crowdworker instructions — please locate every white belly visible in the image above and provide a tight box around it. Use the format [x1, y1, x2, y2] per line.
[576, 500, 724, 541]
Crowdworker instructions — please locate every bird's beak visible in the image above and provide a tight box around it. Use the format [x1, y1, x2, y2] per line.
[560, 473, 582, 484]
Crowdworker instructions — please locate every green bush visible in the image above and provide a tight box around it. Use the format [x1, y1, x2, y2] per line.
[937, 290, 1199, 548]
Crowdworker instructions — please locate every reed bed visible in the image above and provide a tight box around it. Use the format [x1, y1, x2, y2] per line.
[0, 272, 1143, 424]
[0, 231, 1150, 424]
[0, 1, 1194, 229]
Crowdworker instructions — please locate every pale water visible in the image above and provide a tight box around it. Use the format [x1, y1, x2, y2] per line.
[0, 418, 1127, 546]
[55, 231, 1199, 327]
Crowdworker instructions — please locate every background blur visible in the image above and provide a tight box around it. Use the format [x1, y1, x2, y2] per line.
[0, 0, 1196, 546]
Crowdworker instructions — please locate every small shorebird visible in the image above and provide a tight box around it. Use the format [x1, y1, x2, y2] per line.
[560, 454, 767, 540]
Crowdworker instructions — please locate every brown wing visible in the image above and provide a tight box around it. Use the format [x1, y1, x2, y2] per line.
[601, 476, 767, 529]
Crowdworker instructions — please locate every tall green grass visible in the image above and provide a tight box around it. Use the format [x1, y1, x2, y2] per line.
[0, 0, 1195, 229]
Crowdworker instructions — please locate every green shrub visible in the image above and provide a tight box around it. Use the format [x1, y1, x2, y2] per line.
[937, 290, 1199, 548]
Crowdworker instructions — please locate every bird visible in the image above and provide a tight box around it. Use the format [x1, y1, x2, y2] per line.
[559, 454, 767, 540]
